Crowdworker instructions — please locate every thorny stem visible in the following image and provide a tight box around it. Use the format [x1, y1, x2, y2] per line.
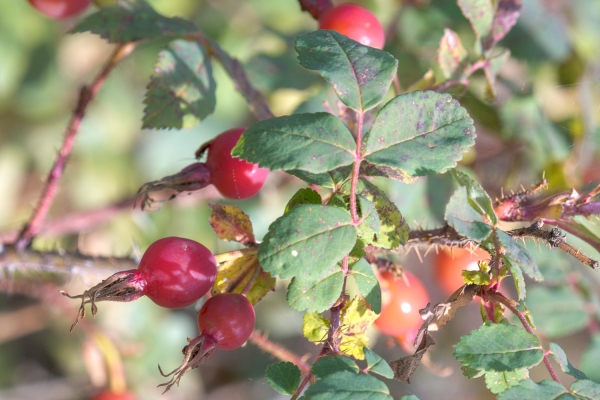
[15, 43, 136, 251]
[489, 292, 560, 383]
[249, 330, 310, 375]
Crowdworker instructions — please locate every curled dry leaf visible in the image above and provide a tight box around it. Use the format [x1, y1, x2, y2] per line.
[389, 332, 436, 383]
[424, 284, 479, 332]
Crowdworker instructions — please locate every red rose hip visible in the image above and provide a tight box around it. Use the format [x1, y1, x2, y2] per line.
[318, 4, 386, 49]
[28, 0, 91, 19]
[206, 128, 269, 200]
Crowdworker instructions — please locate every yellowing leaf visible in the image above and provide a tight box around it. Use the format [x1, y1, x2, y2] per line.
[339, 297, 378, 360]
[303, 312, 329, 343]
[211, 250, 275, 305]
[462, 270, 491, 285]
[209, 204, 256, 246]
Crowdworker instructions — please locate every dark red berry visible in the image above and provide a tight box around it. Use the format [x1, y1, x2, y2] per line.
[318, 4, 386, 49]
[198, 293, 256, 350]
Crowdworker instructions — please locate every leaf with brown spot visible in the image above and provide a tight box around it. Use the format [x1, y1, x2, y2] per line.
[209, 204, 256, 246]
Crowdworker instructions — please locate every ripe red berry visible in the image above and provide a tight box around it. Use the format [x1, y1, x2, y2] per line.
[198, 293, 255, 350]
[137, 236, 217, 308]
[90, 391, 137, 400]
[375, 270, 429, 337]
[434, 248, 488, 296]
[61, 237, 217, 330]
[206, 128, 269, 200]
[27, 0, 91, 19]
[318, 4, 386, 49]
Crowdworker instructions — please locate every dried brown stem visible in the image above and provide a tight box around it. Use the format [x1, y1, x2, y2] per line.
[248, 330, 310, 374]
[15, 43, 136, 250]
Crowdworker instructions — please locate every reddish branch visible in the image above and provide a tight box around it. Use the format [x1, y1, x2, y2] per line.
[14, 43, 136, 251]
[249, 330, 310, 374]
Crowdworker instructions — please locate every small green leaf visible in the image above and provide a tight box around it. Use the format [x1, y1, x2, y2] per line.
[498, 379, 570, 400]
[356, 195, 380, 246]
[485, 369, 529, 394]
[570, 380, 600, 399]
[286, 169, 346, 188]
[364, 348, 394, 379]
[351, 258, 382, 314]
[484, 50, 510, 100]
[232, 113, 355, 173]
[581, 335, 600, 383]
[454, 322, 544, 372]
[311, 356, 359, 378]
[303, 370, 392, 400]
[285, 188, 322, 213]
[509, 256, 527, 300]
[526, 286, 589, 338]
[451, 169, 498, 225]
[549, 343, 589, 381]
[295, 30, 398, 112]
[363, 91, 476, 177]
[303, 312, 329, 343]
[457, 0, 494, 53]
[399, 396, 421, 400]
[143, 39, 216, 129]
[496, 229, 543, 281]
[266, 362, 302, 395]
[287, 265, 344, 312]
[438, 29, 469, 80]
[72, 0, 198, 43]
[258, 204, 356, 279]
[462, 270, 491, 285]
[445, 187, 492, 241]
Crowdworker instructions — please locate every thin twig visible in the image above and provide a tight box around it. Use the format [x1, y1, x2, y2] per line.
[15, 43, 137, 250]
[489, 292, 560, 383]
[248, 330, 310, 375]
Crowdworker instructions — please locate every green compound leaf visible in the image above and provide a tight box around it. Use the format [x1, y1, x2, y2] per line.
[312, 356, 359, 378]
[581, 335, 600, 383]
[258, 204, 356, 279]
[496, 229, 543, 281]
[143, 39, 216, 129]
[303, 312, 329, 343]
[354, 179, 408, 248]
[451, 169, 498, 225]
[72, 0, 198, 43]
[232, 113, 355, 173]
[285, 188, 322, 213]
[526, 286, 589, 338]
[295, 30, 398, 112]
[438, 29, 469, 81]
[498, 379, 570, 400]
[445, 187, 492, 241]
[286, 168, 349, 188]
[287, 264, 344, 312]
[351, 258, 382, 314]
[303, 370, 392, 400]
[570, 380, 600, 400]
[364, 347, 394, 379]
[484, 369, 529, 394]
[266, 362, 302, 395]
[549, 343, 589, 381]
[454, 322, 544, 372]
[363, 91, 475, 177]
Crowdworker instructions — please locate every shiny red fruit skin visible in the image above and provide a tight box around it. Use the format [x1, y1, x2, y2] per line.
[198, 293, 255, 350]
[318, 4, 385, 49]
[28, 0, 91, 19]
[206, 128, 269, 200]
[434, 248, 488, 296]
[138, 237, 217, 309]
[90, 391, 137, 400]
[375, 270, 429, 337]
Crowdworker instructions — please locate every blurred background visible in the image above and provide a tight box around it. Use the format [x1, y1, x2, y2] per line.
[0, 0, 599, 398]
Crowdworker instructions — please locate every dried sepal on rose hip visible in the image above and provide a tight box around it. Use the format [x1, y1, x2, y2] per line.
[158, 293, 255, 392]
[60, 237, 217, 331]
